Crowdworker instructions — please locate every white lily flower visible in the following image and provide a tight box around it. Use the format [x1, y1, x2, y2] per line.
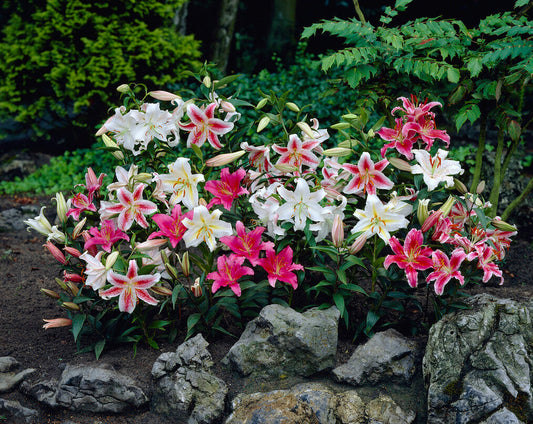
[277, 178, 327, 231]
[182, 205, 232, 251]
[79, 251, 108, 291]
[351, 194, 409, 243]
[25, 207, 53, 237]
[156, 158, 205, 209]
[411, 149, 463, 191]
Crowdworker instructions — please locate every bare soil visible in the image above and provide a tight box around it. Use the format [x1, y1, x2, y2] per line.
[1, 193, 533, 423]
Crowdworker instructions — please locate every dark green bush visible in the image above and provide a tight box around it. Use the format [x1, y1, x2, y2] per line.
[0, 0, 201, 148]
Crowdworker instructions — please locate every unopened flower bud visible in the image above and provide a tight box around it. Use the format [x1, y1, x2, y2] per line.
[180, 252, 190, 277]
[41, 288, 60, 299]
[61, 302, 80, 311]
[286, 102, 300, 112]
[54, 192, 68, 224]
[151, 285, 173, 296]
[367, 129, 375, 138]
[331, 214, 344, 248]
[44, 241, 67, 265]
[417, 199, 430, 226]
[421, 210, 443, 233]
[55, 277, 68, 292]
[439, 196, 455, 217]
[322, 147, 352, 157]
[341, 113, 358, 120]
[491, 218, 518, 233]
[64, 246, 82, 258]
[296, 122, 316, 139]
[220, 100, 236, 113]
[330, 122, 351, 130]
[388, 157, 412, 172]
[191, 278, 203, 297]
[274, 163, 299, 174]
[338, 139, 358, 149]
[136, 238, 167, 251]
[202, 75, 211, 88]
[349, 234, 367, 255]
[105, 251, 119, 270]
[72, 218, 87, 240]
[43, 318, 72, 329]
[165, 263, 180, 281]
[66, 281, 80, 297]
[205, 150, 245, 167]
[454, 178, 468, 194]
[476, 180, 486, 194]
[63, 271, 83, 284]
[257, 116, 270, 133]
[149, 90, 181, 101]
[199, 198, 207, 207]
[256, 98, 268, 110]
[134, 173, 153, 183]
[102, 134, 125, 160]
[116, 84, 130, 93]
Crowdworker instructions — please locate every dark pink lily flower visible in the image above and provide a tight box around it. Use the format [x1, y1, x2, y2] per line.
[149, 204, 192, 248]
[426, 248, 467, 295]
[391, 95, 443, 122]
[179, 103, 233, 150]
[342, 152, 394, 196]
[207, 254, 254, 297]
[219, 221, 274, 266]
[377, 118, 418, 160]
[85, 167, 106, 200]
[84, 220, 129, 253]
[257, 246, 303, 289]
[66, 193, 97, 221]
[205, 168, 249, 210]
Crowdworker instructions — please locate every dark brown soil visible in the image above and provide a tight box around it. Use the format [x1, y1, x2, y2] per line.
[1, 193, 533, 423]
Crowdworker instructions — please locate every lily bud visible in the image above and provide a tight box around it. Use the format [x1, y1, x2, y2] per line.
[439, 196, 456, 217]
[349, 234, 367, 255]
[134, 173, 153, 183]
[341, 113, 358, 120]
[43, 318, 72, 330]
[41, 288, 60, 299]
[105, 251, 119, 270]
[44, 241, 67, 265]
[274, 163, 299, 174]
[63, 271, 83, 284]
[421, 210, 443, 233]
[256, 98, 268, 109]
[331, 214, 344, 248]
[286, 102, 300, 112]
[476, 180, 486, 194]
[191, 278, 203, 297]
[338, 139, 359, 149]
[165, 263, 180, 281]
[257, 116, 270, 132]
[102, 134, 124, 160]
[61, 302, 80, 311]
[64, 246, 82, 258]
[417, 199, 430, 226]
[491, 218, 518, 233]
[179, 252, 190, 277]
[322, 147, 352, 157]
[116, 84, 130, 93]
[296, 122, 316, 139]
[454, 178, 468, 194]
[136, 238, 167, 251]
[151, 285, 173, 296]
[54, 192, 68, 224]
[202, 75, 211, 88]
[220, 100, 236, 113]
[205, 150, 246, 167]
[72, 217, 87, 240]
[330, 122, 351, 130]
[367, 129, 375, 138]
[55, 277, 68, 292]
[199, 198, 208, 207]
[66, 281, 80, 297]
[388, 157, 412, 172]
[149, 90, 181, 102]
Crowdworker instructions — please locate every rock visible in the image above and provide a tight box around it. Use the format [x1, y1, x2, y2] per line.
[0, 362, 35, 394]
[334, 391, 366, 424]
[0, 397, 39, 423]
[22, 363, 148, 413]
[0, 205, 42, 232]
[333, 329, 418, 386]
[365, 394, 416, 424]
[423, 294, 533, 424]
[224, 304, 340, 377]
[0, 357, 19, 373]
[151, 334, 227, 424]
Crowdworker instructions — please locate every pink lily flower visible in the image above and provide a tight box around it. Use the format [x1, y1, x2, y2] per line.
[179, 103, 234, 149]
[474, 244, 504, 284]
[149, 204, 192, 248]
[100, 260, 160, 314]
[84, 220, 129, 253]
[240, 142, 272, 172]
[207, 254, 254, 297]
[257, 246, 303, 289]
[99, 184, 157, 231]
[426, 248, 467, 295]
[391, 95, 443, 122]
[342, 152, 394, 196]
[219, 221, 274, 266]
[377, 118, 418, 160]
[272, 134, 320, 172]
[84, 167, 106, 200]
[384, 229, 433, 288]
[205, 168, 249, 210]
[66, 193, 97, 221]
[403, 118, 450, 151]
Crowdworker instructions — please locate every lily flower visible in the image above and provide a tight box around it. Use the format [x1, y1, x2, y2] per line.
[156, 158, 205, 209]
[257, 246, 303, 289]
[411, 149, 463, 191]
[79, 251, 109, 290]
[42, 318, 72, 330]
[207, 254, 254, 297]
[342, 152, 394, 196]
[179, 103, 234, 149]
[98, 184, 157, 231]
[272, 134, 320, 172]
[182, 205, 233, 252]
[219, 221, 274, 266]
[391, 95, 443, 122]
[84, 167, 106, 200]
[149, 204, 192, 248]
[25, 207, 53, 237]
[384, 229, 433, 288]
[240, 142, 272, 172]
[100, 260, 160, 314]
[426, 249, 467, 295]
[351, 194, 409, 243]
[377, 118, 418, 159]
[205, 168, 249, 210]
[84, 220, 130, 253]
[66, 193, 97, 221]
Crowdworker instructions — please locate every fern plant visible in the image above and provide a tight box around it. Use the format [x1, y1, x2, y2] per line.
[303, 0, 533, 220]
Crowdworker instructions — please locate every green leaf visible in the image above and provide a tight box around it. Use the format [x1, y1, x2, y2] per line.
[466, 57, 483, 77]
[186, 313, 202, 338]
[365, 310, 380, 335]
[72, 314, 86, 342]
[343, 283, 368, 295]
[147, 320, 170, 330]
[94, 340, 105, 360]
[446, 67, 460, 83]
[190, 144, 203, 161]
[333, 292, 346, 316]
[514, 0, 529, 7]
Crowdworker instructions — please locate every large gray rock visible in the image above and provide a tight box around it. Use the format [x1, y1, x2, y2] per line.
[0, 357, 35, 393]
[333, 329, 419, 386]
[365, 394, 416, 424]
[0, 398, 39, 423]
[21, 363, 148, 413]
[423, 294, 533, 423]
[151, 333, 227, 424]
[224, 304, 340, 377]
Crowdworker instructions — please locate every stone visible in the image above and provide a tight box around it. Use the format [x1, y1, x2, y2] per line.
[0, 397, 39, 423]
[334, 391, 366, 424]
[224, 304, 340, 377]
[423, 294, 533, 424]
[333, 329, 418, 386]
[22, 363, 148, 413]
[0, 357, 19, 373]
[0, 366, 35, 394]
[151, 334, 227, 424]
[365, 394, 416, 424]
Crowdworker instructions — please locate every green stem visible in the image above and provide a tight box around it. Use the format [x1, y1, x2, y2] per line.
[488, 128, 505, 217]
[470, 112, 488, 192]
[352, 0, 366, 23]
[501, 176, 533, 221]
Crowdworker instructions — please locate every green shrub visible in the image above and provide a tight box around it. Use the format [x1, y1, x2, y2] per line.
[0, 0, 201, 147]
